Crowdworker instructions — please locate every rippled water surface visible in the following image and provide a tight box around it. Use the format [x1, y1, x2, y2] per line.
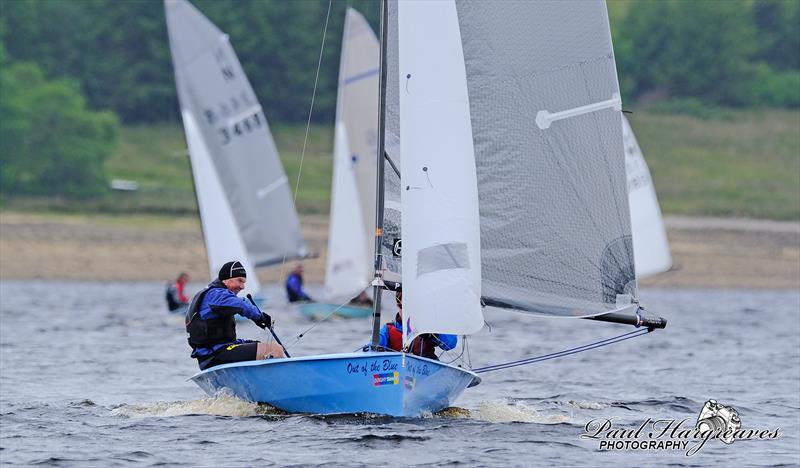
[1, 281, 798, 466]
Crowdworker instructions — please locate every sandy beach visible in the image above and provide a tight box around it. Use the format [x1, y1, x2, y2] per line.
[0, 212, 798, 289]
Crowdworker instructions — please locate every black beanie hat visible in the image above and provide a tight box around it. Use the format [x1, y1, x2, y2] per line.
[218, 261, 247, 281]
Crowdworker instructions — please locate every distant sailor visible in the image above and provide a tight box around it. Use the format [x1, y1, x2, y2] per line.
[186, 261, 285, 370]
[166, 272, 190, 314]
[285, 264, 312, 303]
[379, 289, 457, 360]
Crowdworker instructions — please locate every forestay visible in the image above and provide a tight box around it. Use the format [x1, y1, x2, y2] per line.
[324, 8, 379, 301]
[165, 0, 306, 288]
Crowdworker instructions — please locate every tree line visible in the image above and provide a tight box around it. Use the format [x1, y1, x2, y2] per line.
[0, 0, 797, 198]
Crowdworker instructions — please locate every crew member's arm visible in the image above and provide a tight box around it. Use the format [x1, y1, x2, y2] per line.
[378, 324, 389, 349]
[435, 334, 458, 351]
[206, 290, 262, 320]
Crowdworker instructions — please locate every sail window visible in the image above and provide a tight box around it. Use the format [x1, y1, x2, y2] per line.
[417, 242, 470, 277]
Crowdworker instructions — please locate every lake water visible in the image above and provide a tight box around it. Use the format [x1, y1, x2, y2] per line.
[1, 281, 798, 466]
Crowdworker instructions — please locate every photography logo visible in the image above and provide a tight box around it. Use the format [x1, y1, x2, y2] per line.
[580, 399, 780, 456]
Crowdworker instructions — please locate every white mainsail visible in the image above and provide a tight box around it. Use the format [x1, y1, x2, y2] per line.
[323, 8, 379, 301]
[624, 116, 672, 277]
[386, 0, 639, 345]
[165, 0, 306, 295]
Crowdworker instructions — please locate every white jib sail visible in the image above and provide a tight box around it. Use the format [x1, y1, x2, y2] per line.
[324, 123, 371, 301]
[398, 0, 484, 345]
[182, 111, 262, 296]
[624, 116, 672, 277]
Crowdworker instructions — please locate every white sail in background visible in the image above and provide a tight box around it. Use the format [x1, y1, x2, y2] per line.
[165, 0, 306, 295]
[624, 116, 672, 277]
[324, 8, 379, 301]
[182, 112, 262, 295]
[397, 0, 484, 344]
[324, 124, 371, 300]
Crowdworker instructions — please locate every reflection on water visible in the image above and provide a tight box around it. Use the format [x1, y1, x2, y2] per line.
[1, 281, 798, 466]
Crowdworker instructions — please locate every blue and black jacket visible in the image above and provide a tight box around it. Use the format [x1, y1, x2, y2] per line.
[185, 279, 262, 358]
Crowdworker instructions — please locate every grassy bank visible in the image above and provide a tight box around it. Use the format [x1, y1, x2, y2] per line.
[629, 108, 799, 220]
[2, 108, 798, 220]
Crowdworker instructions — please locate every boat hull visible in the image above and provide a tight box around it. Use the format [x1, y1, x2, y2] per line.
[190, 352, 479, 416]
[294, 302, 372, 319]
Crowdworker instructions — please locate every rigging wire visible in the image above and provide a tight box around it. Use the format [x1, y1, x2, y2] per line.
[277, 0, 333, 286]
[472, 328, 651, 374]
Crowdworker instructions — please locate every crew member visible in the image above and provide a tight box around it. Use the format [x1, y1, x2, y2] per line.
[186, 261, 285, 370]
[378, 289, 457, 360]
[285, 264, 312, 302]
[166, 272, 190, 313]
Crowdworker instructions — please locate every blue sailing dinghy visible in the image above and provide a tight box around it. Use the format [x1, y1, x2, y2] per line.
[171, 0, 668, 418]
[191, 352, 479, 416]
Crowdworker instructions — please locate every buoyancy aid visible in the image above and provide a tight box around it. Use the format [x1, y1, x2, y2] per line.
[385, 322, 439, 360]
[166, 283, 182, 311]
[386, 322, 403, 351]
[185, 280, 236, 349]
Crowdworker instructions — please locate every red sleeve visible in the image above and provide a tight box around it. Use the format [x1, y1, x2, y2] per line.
[177, 283, 188, 303]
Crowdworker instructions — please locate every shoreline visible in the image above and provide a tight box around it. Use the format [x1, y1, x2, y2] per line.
[0, 212, 798, 289]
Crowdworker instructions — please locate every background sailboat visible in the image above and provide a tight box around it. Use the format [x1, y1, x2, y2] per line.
[165, 0, 307, 299]
[296, 8, 378, 320]
[624, 115, 673, 277]
[190, 0, 665, 417]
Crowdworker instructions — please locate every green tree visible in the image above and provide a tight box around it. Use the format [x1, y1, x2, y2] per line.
[0, 59, 118, 198]
[620, 0, 757, 106]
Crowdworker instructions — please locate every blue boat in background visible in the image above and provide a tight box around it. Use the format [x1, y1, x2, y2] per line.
[191, 352, 479, 416]
[294, 302, 372, 320]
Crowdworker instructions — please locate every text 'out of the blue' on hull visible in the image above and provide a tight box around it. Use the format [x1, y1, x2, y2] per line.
[190, 352, 480, 417]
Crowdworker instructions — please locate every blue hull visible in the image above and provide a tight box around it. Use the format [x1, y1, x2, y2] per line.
[295, 302, 372, 319]
[190, 352, 480, 416]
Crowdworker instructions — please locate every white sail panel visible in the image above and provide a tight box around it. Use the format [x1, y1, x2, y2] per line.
[165, 0, 306, 271]
[324, 123, 371, 301]
[398, 0, 483, 343]
[624, 116, 672, 277]
[337, 8, 379, 258]
[182, 111, 262, 296]
[456, 0, 636, 317]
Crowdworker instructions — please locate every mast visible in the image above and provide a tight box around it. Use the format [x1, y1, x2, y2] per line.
[369, 0, 389, 349]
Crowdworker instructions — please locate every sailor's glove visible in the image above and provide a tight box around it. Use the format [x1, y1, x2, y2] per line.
[254, 311, 272, 329]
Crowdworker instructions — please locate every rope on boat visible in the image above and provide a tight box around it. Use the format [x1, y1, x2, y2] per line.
[472, 328, 651, 374]
[276, 0, 333, 286]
